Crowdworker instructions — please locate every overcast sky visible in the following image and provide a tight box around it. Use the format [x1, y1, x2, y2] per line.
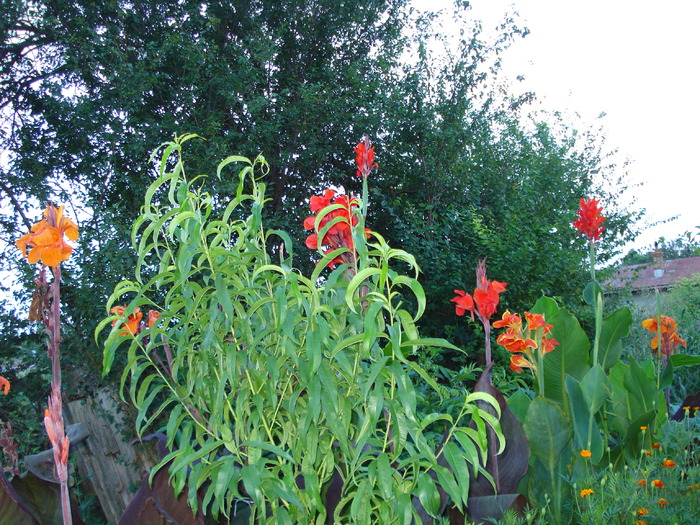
[415, 0, 700, 252]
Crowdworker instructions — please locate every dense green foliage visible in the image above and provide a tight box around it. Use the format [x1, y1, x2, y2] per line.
[2, 0, 641, 454]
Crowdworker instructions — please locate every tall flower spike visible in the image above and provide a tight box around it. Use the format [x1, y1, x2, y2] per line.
[573, 197, 606, 243]
[354, 136, 377, 179]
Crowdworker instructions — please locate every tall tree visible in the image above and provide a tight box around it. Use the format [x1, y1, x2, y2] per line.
[0, 0, 641, 398]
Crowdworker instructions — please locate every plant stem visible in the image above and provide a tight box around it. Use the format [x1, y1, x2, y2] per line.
[589, 242, 602, 366]
[48, 265, 73, 525]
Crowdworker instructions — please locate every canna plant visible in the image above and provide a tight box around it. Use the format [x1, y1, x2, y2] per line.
[99, 134, 504, 524]
[12, 204, 79, 525]
[499, 197, 699, 524]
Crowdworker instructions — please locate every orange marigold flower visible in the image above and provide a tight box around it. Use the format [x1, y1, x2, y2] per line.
[637, 479, 647, 486]
[0, 376, 9, 395]
[572, 197, 606, 243]
[579, 488, 594, 498]
[580, 449, 592, 458]
[354, 136, 378, 179]
[637, 507, 649, 516]
[15, 204, 78, 267]
[651, 442, 661, 449]
[662, 459, 676, 468]
[657, 497, 669, 507]
[652, 479, 664, 488]
[634, 521, 647, 525]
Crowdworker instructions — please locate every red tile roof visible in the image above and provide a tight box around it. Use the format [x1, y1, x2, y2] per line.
[608, 256, 700, 290]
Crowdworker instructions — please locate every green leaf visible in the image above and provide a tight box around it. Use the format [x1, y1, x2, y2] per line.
[523, 397, 571, 472]
[598, 307, 632, 369]
[415, 474, 440, 518]
[670, 353, 700, 367]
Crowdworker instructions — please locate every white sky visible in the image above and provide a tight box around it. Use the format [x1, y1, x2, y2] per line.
[413, 0, 700, 252]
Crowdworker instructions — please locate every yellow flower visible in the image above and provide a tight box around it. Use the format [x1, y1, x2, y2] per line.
[579, 488, 594, 498]
[634, 521, 647, 525]
[639, 426, 647, 431]
[580, 449, 592, 458]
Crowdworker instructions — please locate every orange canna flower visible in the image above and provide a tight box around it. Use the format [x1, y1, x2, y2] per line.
[580, 449, 592, 458]
[509, 353, 535, 373]
[642, 315, 686, 357]
[147, 310, 162, 329]
[15, 204, 79, 267]
[662, 459, 676, 468]
[495, 309, 558, 375]
[652, 479, 664, 488]
[110, 306, 143, 336]
[0, 376, 9, 395]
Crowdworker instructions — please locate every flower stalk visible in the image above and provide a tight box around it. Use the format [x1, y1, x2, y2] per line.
[15, 204, 77, 525]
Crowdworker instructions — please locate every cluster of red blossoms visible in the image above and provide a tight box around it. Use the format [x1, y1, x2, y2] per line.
[641, 314, 687, 358]
[303, 190, 365, 269]
[304, 139, 376, 269]
[451, 260, 506, 325]
[572, 197, 606, 243]
[494, 311, 559, 373]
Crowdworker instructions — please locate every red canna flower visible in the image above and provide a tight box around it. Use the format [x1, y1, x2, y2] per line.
[0, 376, 9, 395]
[354, 136, 377, 179]
[16, 205, 79, 267]
[572, 197, 606, 243]
[452, 260, 506, 324]
[304, 189, 368, 269]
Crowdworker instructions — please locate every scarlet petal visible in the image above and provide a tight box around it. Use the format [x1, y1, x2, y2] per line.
[303, 216, 316, 230]
[305, 233, 319, 250]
